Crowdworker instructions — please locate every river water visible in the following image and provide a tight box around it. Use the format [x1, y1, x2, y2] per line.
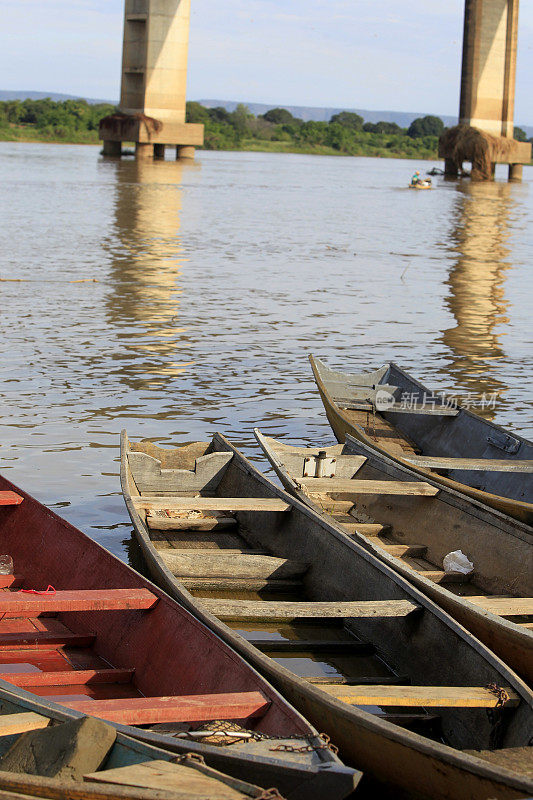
[0, 143, 531, 561]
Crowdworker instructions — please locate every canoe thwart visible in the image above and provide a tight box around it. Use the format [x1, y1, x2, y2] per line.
[404, 456, 533, 473]
[466, 596, 533, 616]
[0, 668, 135, 687]
[201, 598, 421, 622]
[318, 684, 520, 708]
[0, 492, 24, 506]
[134, 497, 291, 512]
[301, 478, 439, 496]
[60, 691, 271, 725]
[0, 712, 50, 737]
[0, 589, 158, 615]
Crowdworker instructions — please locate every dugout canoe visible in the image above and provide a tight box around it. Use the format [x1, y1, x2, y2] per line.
[0, 682, 271, 800]
[255, 429, 533, 686]
[309, 355, 533, 525]
[121, 429, 533, 800]
[0, 474, 358, 800]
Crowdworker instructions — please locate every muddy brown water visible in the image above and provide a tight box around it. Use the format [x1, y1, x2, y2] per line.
[0, 143, 531, 565]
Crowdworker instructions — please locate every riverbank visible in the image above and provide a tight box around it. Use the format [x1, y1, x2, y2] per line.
[0, 125, 438, 159]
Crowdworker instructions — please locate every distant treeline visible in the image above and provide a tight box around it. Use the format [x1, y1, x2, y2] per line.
[0, 98, 115, 143]
[0, 97, 530, 160]
[186, 102, 445, 158]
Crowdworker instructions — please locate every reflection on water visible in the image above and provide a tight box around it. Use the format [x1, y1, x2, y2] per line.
[107, 159, 193, 387]
[440, 182, 514, 409]
[0, 143, 531, 563]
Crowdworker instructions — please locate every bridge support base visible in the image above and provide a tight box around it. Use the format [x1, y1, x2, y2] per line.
[509, 163, 523, 182]
[444, 158, 460, 177]
[176, 146, 195, 160]
[102, 140, 122, 157]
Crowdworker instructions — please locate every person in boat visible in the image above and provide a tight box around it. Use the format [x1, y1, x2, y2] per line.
[411, 170, 421, 185]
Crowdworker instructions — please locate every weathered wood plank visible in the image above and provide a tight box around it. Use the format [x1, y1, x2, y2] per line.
[379, 543, 428, 558]
[159, 551, 307, 579]
[331, 520, 391, 536]
[467, 596, 533, 616]
[0, 669, 134, 687]
[416, 570, 467, 585]
[302, 478, 439, 496]
[128, 451, 233, 494]
[404, 456, 533, 473]
[147, 515, 237, 531]
[0, 712, 50, 737]
[335, 400, 459, 416]
[135, 497, 291, 512]
[318, 684, 520, 708]
[181, 576, 303, 592]
[0, 575, 23, 589]
[61, 692, 270, 725]
[0, 492, 23, 506]
[0, 631, 95, 649]
[201, 598, 420, 622]
[85, 760, 246, 800]
[0, 589, 158, 615]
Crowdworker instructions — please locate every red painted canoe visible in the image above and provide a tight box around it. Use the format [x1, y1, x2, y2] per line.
[0, 476, 358, 800]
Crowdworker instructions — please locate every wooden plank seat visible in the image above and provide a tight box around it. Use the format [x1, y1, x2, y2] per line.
[159, 551, 308, 580]
[85, 759, 251, 799]
[334, 400, 459, 417]
[181, 577, 303, 592]
[466, 597, 533, 616]
[135, 497, 291, 512]
[331, 520, 392, 536]
[201, 599, 420, 622]
[147, 513, 237, 531]
[0, 492, 24, 506]
[0, 668, 135, 687]
[318, 685, 520, 708]
[0, 712, 50, 736]
[302, 478, 439, 496]
[59, 691, 271, 725]
[415, 570, 466, 585]
[379, 543, 428, 558]
[404, 456, 533, 473]
[0, 631, 96, 649]
[0, 575, 23, 589]
[0, 589, 158, 615]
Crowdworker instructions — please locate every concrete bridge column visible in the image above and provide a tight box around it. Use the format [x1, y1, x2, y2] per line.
[460, 0, 519, 138]
[440, 0, 530, 180]
[100, 0, 203, 159]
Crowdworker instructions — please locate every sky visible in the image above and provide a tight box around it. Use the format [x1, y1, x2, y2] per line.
[2, 0, 533, 121]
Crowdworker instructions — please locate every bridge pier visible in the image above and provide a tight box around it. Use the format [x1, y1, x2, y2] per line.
[100, 0, 203, 160]
[440, 0, 530, 180]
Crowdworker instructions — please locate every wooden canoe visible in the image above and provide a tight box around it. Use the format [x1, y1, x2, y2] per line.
[309, 355, 533, 525]
[121, 429, 533, 800]
[0, 474, 358, 800]
[255, 430, 533, 686]
[0, 682, 270, 800]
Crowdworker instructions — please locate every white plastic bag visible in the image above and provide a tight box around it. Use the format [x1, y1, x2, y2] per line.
[443, 550, 474, 575]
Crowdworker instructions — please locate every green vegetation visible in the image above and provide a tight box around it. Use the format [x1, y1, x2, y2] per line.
[0, 98, 115, 143]
[1, 98, 531, 161]
[186, 102, 441, 159]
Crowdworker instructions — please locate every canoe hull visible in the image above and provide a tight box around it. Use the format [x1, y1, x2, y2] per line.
[255, 430, 533, 687]
[309, 355, 533, 525]
[122, 431, 533, 800]
[0, 471, 357, 800]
